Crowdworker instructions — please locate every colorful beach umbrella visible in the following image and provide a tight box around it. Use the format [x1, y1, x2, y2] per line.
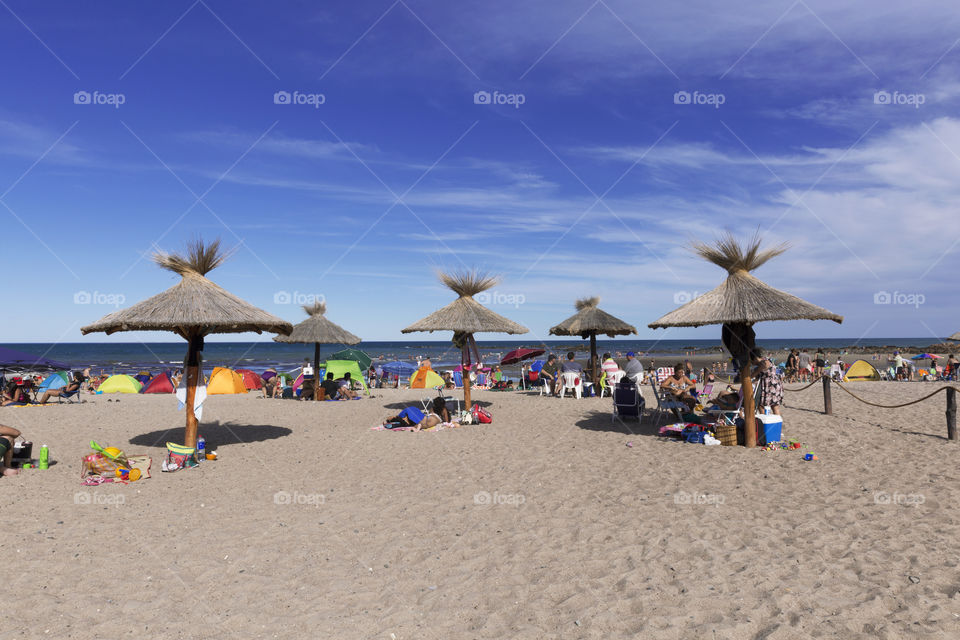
[911, 353, 940, 360]
[0, 346, 69, 373]
[81, 239, 292, 447]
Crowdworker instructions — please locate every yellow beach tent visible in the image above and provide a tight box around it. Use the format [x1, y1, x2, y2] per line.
[98, 374, 143, 393]
[207, 367, 248, 394]
[409, 366, 445, 389]
[843, 359, 881, 382]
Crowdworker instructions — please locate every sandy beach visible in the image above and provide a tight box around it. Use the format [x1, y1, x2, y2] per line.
[3, 380, 959, 639]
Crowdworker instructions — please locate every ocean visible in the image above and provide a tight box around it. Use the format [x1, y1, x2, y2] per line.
[2, 338, 949, 375]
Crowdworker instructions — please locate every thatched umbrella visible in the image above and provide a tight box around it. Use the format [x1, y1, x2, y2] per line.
[81, 240, 292, 447]
[549, 297, 637, 387]
[273, 301, 361, 400]
[648, 234, 842, 447]
[401, 270, 528, 410]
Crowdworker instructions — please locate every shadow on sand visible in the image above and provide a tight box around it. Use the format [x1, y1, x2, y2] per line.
[129, 420, 292, 449]
[575, 409, 665, 437]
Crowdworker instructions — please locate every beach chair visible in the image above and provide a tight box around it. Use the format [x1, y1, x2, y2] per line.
[696, 383, 714, 407]
[559, 372, 582, 399]
[421, 389, 460, 414]
[612, 379, 644, 423]
[58, 387, 81, 404]
[599, 370, 624, 398]
[649, 377, 687, 428]
[452, 371, 463, 388]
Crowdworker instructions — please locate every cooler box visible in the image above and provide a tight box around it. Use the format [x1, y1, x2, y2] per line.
[756, 414, 782, 445]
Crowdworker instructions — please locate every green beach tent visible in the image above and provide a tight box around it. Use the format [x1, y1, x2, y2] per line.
[321, 359, 369, 394]
[98, 374, 143, 394]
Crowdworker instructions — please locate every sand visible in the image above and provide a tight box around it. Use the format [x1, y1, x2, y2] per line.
[3, 380, 960, 639]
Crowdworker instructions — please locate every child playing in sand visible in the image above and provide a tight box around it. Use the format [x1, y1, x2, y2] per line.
[1, 424, 23, 476]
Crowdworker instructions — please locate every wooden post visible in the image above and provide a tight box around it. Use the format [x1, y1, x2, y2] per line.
[184, 334, 202, 448]
[463, 367, 472, 411]
[589, 333, 598, 394]
[822, 374, 832, 415]
[741, 364, 756, 448]
[314, 342, 321, 401]
[947, 387, 957, 441]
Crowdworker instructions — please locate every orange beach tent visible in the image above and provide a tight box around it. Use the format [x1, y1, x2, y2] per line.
[207, 367, 248, 394]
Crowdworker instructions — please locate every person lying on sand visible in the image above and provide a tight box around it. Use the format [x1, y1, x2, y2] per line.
[382, 398, 453, 431]
[1, 425, 22, 476]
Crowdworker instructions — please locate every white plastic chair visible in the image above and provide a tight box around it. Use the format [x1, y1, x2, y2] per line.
[600, 370, 624, 398]
[559, 371, 582, 399]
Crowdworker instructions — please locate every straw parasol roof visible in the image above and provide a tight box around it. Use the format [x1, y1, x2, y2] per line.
[273, 301, 361, 345]
[549, 297, 637, 338]
[81, 241, 292, 338]
[401, 271, 528, 335]
[648, 234, 843, 329]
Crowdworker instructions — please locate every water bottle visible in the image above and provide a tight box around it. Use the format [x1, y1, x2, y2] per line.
[196, 435, 205, 463]
[764, 406, 772, 415]
[38, 444, 49, 470]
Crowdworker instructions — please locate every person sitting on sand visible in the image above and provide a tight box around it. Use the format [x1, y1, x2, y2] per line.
[39, 372, 84, 404]
[321, 372, 341, 400]
[336, 373, 359, 400]
[1, 424, 23, 476]
[2, 380, 29, 406]
[660, 363, 698, 410]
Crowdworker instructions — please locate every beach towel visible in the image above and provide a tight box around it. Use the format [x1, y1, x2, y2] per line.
[176, 354, 206, 420]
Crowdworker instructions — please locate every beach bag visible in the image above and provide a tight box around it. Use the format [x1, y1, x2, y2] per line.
[471, 405, 492, 424]
[162, 442, 198, 472]
[82, 453, 121, 477]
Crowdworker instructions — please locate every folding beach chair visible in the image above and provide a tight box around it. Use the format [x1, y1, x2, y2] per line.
[612, 379, 644, 423]
[452, 371, 463, 388]
[421, 389, 460, 414]
[58, 387, 81, 404]
[654, 368, 673, 385]
[649, 377, 687, 429]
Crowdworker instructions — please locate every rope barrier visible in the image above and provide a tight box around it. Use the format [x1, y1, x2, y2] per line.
[829, 380, 960, 409]
[782, 376, 825, 392]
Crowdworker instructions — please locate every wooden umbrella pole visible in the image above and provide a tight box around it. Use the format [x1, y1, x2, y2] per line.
[314, 342, 321, 401]
[589, 333, 598, 392]
[741, 357, 756, 448]
[184, 334, 202, 448]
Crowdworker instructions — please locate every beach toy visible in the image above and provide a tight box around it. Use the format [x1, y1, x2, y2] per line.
[89, 441, 129, 467]
[115, 467, 141, 481]
[22, 463, 32, 469]
[625, 442, 633, 448]
[205, 453, 217, 460]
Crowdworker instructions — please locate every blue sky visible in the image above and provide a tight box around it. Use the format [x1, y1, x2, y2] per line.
[1, 0, 958, 344]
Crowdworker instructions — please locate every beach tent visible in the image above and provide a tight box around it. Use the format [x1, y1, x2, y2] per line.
[409, 366, 445, 389]
[236, 368, 263, 390]
[843, 360, 881, 382]
[134, 371, 151, 385]
[207, 367, 247, 395]
[37, 371, 70, 393]
[98, 374, 143, 394]
[143, 371, 175, 394]
[323, 360, 369, 393]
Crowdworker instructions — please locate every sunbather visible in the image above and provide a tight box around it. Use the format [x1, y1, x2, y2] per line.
[39, 371, 84, 404]
[660, 363, 698, 410]
[1, 424, 22, 476]
[2, 379, 32, 405]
